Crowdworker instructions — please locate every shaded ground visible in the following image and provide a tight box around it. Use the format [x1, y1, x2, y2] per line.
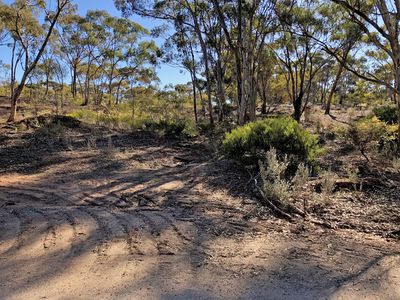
[0, 118, 399, 299]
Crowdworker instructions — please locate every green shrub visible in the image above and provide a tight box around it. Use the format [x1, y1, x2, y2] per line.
[98, 113, 119, 128]
[373, 105, 398, 124]
[67, 109, 98, 124]
[143, 119, 195, 138]
[223, 117, 321, 169]
[158, 119, 186, 137]
[344, 116, 399, 159]
[197, 121, 215, 135]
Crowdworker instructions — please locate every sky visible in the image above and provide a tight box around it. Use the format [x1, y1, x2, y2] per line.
[0, 0, 191, 87]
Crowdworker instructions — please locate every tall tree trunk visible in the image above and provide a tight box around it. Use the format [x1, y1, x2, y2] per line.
[7, 0, 67, 122]
[193, 20, 213, 125]
[237, 0, 245, 125]
[293, 94, 303, 122]
[71, 63, 78, 98]
[10, 41, 16, 98]
[325, 56, 347, 115]
[189, 43, 198, 123]
[190, 71, 198, 123]
[215, 60, 226, 121]
[396, 70, 400, 147]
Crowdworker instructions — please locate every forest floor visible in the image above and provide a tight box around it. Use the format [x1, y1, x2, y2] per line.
[0, 114, 399, 299]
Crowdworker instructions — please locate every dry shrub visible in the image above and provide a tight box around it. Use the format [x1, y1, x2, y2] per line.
[259, 148, 310, 208]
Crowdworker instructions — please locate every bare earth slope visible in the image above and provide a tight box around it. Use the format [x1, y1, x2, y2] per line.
[0, 121, 399, 299]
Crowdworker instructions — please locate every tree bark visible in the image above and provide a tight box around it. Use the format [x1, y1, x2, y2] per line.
[8, 1, 69, 122]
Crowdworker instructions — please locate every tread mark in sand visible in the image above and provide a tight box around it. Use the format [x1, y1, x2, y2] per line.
[79, 207, 111, 259]
[0, 209, 22, 255]
[108, 210, 142, 256]
[0, 185, 75, 205]
[5, 207, 46, 254]
[136, 211, 179, 256]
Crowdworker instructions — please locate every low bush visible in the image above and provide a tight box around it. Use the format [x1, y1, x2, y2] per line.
[143, 118, 196, 138]
[223, 117, 321, 170]
[344, 116, 398, 159]
[258, 148, 310, 216]
[67, 109, 98, 124]
[373, 105, 398, 124]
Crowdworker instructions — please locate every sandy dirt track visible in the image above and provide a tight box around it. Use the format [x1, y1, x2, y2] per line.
[0, 126, 399, 300]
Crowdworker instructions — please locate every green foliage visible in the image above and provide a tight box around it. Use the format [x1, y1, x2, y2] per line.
[144, 118, 196, 138]
[223, 117, 321, 169]
[197, 121, 215, 135]
[343, 116, 398, 158]
[67, 109, 98, 124]
[378, 125, 399, 157]
[373, 105, 398, 124]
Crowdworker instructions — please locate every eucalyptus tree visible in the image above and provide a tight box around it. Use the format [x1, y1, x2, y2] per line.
[58, 13, 87, 99]
[164, 23, 202, 122]
[113, 40, 160, 104]
[0, 1, 43, 100]
[329, 0, 400, 145]
[0, 2, 8, 45]
[202, 7, 228, 121]
[96, 14, 152, 105]
[212, 0, 277, 124]
[79, 10, 108, 105]
[0, 0, 72, 122]
[37, 52, 58, 96]
[274, 0, 328, 121]
[115, 0, 215, 124]
[315, 2, 362, 115]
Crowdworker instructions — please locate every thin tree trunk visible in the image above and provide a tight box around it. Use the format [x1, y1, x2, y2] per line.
[396, 71, 400, 147]
[325, 60, 346, 115]
[189, 71, 198, 123]
[194, 22, 213, 124]
[189, 42, 198, 123]
[7, 0, 68, 122]
[10, 41, 16, 98]
[215, 58, 225, 121]
[72, 63, 78, 98]
[293, 93, 303, 122]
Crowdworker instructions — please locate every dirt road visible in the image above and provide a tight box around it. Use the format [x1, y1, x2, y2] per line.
[0, 125, 399, 299]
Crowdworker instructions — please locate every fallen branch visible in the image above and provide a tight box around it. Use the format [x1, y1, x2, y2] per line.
[256, 186, 294, 220]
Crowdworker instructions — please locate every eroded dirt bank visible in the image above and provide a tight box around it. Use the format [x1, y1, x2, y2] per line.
[0, 123, 399, 299]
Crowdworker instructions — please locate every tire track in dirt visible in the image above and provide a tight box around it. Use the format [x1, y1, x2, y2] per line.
[64, 207, 99, 258]
[118, 209, 159, 256]
[136, 210, 180, 256]
[0, 185, 75, 206]
[29, 208, 57, 250]
[3, 207, 48, 256]
[79, 207, 111, 260]
[108, 210, 142, 256]
[0, 209, 21, 255]
[155, 212, 196, 245]
[79, 207, 128, 260]
[73, 177, 135, 207]
[6, 207, 36, 254]
[28, 208, 77, 256]
[154, 212, 213, 268]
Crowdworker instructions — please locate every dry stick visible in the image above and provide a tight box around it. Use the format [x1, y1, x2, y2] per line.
[255, 185, 293, 221]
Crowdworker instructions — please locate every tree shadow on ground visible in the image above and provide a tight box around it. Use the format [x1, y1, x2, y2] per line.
[0, 124, 399, 299]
